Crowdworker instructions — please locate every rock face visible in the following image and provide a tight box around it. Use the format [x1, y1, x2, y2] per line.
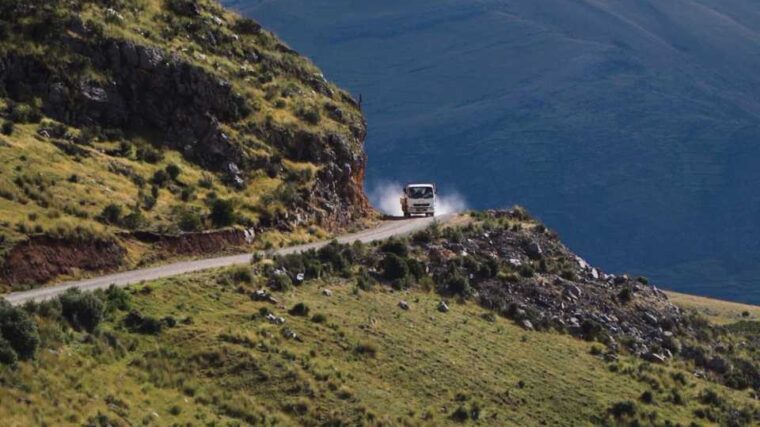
[0, 2, 369, 230]
[0, 1, 371, 288]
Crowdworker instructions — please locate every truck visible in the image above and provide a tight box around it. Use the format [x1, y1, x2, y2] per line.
[400, 183, 436, 217]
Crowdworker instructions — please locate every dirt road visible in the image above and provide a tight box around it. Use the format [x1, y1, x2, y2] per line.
[3, 215, 453, 305]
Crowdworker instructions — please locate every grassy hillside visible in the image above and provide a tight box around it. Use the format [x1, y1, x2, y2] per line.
[0, 0, 369, 289]
[0, 214, 757, 426]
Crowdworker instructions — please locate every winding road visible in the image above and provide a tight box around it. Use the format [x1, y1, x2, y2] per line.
[3, 215, 454, 306]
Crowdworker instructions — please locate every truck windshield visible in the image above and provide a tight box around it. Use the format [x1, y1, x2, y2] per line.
[408, 187, 434, 198]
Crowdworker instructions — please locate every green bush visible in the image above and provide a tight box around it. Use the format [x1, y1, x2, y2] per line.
[123, 311, 162, 335]
[165, 163, 182, 181]
[618, 286, 633, 304]
[230, 266, 253, 284]
[445, 272, 472, 297]
[136, 145, 163, 164]
[1, 120, 13, 135]
[289, 303, 310, 317]
[0, 336, 18, 365]
[382, 254, 409, 281]
[269, 272, 292, 291]
[210, 198, 235, 227]
[381, 238, 408, 257]
[59, 289, 105, 332]
[608, 401, 637, 419]
[99, 204, 123, 225]
[175, 206, 203, 232]
[0, 302, 40, 361]
[104, 285, 131, 313]
[122, 210, 145, 230]
[151, 169, 170, 187]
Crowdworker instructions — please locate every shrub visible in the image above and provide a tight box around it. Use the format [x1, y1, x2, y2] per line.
[59, 289, 104, 332]
[354, 342, 377, 357]
[233, 17, 261, 34]
[269, 272, 292, 291]
[104, 286, 131, 313]
[317, 241, 350, 274]
[175, 207, 203, 232]
[210, 198, 235, 227]
[99, 204, 123, 225]
[136, 145, 163, 163]
[382, 254, 409, 281]
[381, 238, 408, 257]
[165, 163, 181, 181]
[0, 336, 18, 365]
[518, 264, 534, 278]
[1, 120, 13, 135]
[230, 266, 253, 284]
[356, 270, 374, 291]
[198, 174, 213, 189]
[618, 286, 633, 304]
[180, 186, 194, 202]
[699, 389, 722, 406]
[295, 103, 321, 125]
[123, 311, 162, 335]
[640, 391, 654, 404]
[122, 210, 145, 230]
[0, 302, 40, 361]
[445, 273, 472, 297]
[311, 313, 327, 323]
[151, 169, 170, 187]
[609, 401, 637, 419]
[289, 303, 310, 317]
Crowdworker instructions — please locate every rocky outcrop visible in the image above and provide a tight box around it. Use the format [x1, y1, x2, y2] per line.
[0, 12, 369, 226]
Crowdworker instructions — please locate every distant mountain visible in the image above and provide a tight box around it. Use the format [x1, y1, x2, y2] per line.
[224, 0, 760, 304]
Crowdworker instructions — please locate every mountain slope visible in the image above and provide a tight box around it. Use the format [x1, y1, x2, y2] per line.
[0, 212, 757, 425]
[0, 0, 370, 289]
[224, 0, 760, 304]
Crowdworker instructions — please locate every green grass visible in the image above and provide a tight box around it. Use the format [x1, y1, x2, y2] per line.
[0, 0, 368, 283]
[1, 267, 756, 426]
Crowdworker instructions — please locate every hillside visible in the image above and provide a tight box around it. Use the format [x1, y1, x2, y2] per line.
[0, 211, 757, 426]
[224, 0, 760, 304]
[0, 0, 370, 290]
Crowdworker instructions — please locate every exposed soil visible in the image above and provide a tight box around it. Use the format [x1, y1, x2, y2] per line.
[0, 236, 126, 287]
[0, 228, 256, 289]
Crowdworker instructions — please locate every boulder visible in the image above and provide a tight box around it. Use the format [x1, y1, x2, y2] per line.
[398, 300, 410, 310]
[437, 301, 449, 313]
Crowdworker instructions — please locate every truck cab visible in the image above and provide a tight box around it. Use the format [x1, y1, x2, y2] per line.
[400, 183, 436, 217]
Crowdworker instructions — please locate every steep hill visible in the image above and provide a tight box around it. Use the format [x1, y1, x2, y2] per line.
[0, 0, 370, 289]
[224, 0, 760, 304]
[0, 212, 757, 426]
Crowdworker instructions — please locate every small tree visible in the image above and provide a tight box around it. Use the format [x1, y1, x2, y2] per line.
[210, 199, 235, 227]
[165, 163, 182, 181]
[59, 289, 104, 332]
[99, 204, 123, 225]
[382, 254, 409, 281]
[0, 302, 40, 361]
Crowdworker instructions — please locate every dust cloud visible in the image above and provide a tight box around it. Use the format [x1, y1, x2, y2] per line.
[368, 182, 468, 217]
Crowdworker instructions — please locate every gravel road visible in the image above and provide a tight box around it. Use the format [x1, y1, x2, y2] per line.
[3, 215, 453, 305]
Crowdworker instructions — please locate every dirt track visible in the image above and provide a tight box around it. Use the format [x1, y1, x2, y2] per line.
[3, 215, 453, 306]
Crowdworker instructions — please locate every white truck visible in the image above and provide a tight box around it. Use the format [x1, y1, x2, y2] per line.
[400, 183, 436, 217]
